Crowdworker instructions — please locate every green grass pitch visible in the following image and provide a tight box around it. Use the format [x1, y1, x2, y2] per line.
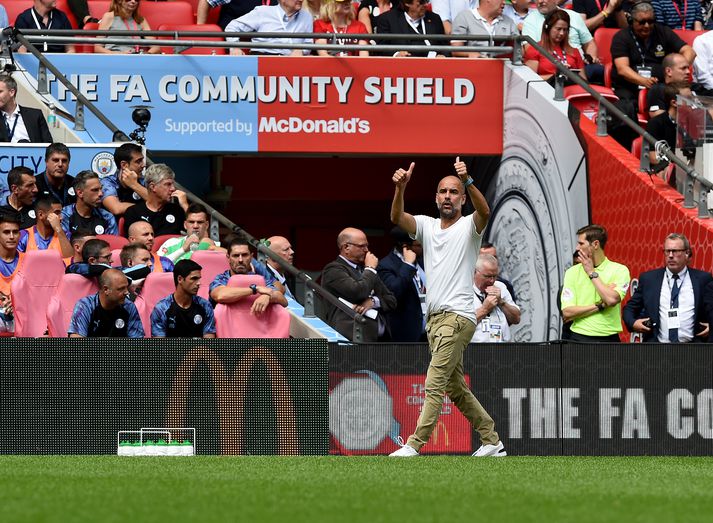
[0, 456, 711, 523]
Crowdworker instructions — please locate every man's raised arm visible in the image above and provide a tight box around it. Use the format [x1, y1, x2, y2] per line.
[454, 157, 489, 233]
[390, 162, 417, 235]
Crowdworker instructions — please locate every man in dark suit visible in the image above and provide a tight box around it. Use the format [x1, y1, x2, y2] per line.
[623, 233, 712, 342]
[0, 75, 53, 143]
[376, 0, 446, 57]
[321, 227, 397, 342]
[377, 226, 426, 342]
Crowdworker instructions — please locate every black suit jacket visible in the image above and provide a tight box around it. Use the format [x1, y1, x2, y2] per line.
[375, 9, 445, 57]
[377, 251, 424, 342]
[623, 267, 712, 342]
[0, 106, 53, 143]
[321, 257, 397, 342]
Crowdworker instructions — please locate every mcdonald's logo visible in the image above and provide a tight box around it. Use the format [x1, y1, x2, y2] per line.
[431, 420, 449, 447]
[165, 346, 299, 455]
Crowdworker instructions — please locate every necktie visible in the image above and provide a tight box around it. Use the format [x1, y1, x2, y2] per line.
[669, 274, 680, 342]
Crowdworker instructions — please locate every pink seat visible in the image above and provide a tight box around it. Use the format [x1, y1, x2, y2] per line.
[96, 234, 129, 250]
[11, 250, 66, 337]
[46, 274, 99, 337]
[191, 250, 229, 301]
[111, 248, 123, 266]
[134, 271, 175, 334]
[214, 275, 290, 338]
[153, 234, 181, 253]
[631, 136, 643, 159]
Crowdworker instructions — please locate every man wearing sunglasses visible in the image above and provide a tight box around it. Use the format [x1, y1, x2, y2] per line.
[611, 1, 694, 101]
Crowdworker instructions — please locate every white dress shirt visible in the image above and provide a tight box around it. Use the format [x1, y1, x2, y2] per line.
[3, 107, 30, 143]
[225, 5, 313, 55]
[658, 267, 696, 343]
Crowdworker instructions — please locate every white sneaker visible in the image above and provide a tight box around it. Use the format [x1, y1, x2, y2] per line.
[389, 437, 419, 457]
[472, 441, 506, 457]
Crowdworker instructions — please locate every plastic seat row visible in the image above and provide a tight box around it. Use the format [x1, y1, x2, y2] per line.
[10, 249, 289, 338]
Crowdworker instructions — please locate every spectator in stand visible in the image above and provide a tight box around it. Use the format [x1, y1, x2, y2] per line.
[66, 0, 99, 28]
[0, 213, 23, 334]
[693, 30, 713, 95]
[68, 269, 144, 338]
[35, 143, 76, 206]
[127, 221, 175, 272]
[503, 0, 534, 32]
[624, 233, 711, 342]
[61, 170, 118, 237]
[321, 227, 397, 342]
[560, 224, 630, 342]
[210, 236, 288, 313]
[15, 0, 76, 53]
[524, 10, 588, 82]
[376, 0, 446, 57]
[451, 0, 519, 58]
[431, 0, 478, 33]
[572, 0, 626, 35]
[610, 1, 694, 101]
[122, 164, 187, 238]
[523, 0, 601, 80]
[17, 197, 72, 257]
[0, 75, 53, 144]
[224, 0, 314, 56]
[151, 259, 216, 338]
[648, 53, 693, 118]
[652, 0, 703, 30]
[314, 0, 370, 57]
[94, 0, 160, 54]
[197, 0, 278, 29]
[156, 203, 223, 263]
[265, 235, 296, 300]
[472, 254, 520, 342]
[101, 142, 148, 216]
[376, 226, 426, 342]
[64, 227, 94, 265]
[358, 0, 394, 33]
[304, 0, 323, 19]
[479, 241, 516, 303]
[0, 166, 38, 229]
[646, 81, 690, 166]
[0, 6, 9, 29]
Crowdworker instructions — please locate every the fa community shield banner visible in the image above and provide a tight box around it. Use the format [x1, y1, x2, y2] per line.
[15, 55, 504, 154]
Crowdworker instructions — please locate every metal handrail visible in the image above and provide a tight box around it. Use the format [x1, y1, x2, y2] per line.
[521, 35, 711, 218]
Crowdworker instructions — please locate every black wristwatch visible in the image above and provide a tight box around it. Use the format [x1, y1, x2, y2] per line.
[596, 302, 605, 312]
[250, 284, 257, 295]
[589, 271, 599, 280]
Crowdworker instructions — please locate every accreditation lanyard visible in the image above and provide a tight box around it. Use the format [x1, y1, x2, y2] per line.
[30, 8, 52, 52]
[593, 0, 604, 11]
[4, 113, 19, 141]
[630, 29, 649, 67]
[122, 18, 141, 54]
[551, 47, 569, 66]
[672, 0, 688, 29]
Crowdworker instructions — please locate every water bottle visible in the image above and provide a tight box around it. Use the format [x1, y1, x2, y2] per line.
[47, 105, 57, 128]
[189, 242, 199, 252]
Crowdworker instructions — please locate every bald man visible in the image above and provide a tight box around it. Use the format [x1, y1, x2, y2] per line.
[321, 227, 397, 342]
[265, 235, 296, 300]
[127, 220, 174, 273]
[68, 268, 144, 337]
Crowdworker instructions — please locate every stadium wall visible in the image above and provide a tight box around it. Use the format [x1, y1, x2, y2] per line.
[1, 339, 711, 456]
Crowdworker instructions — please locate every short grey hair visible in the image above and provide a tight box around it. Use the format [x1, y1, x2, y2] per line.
[144, 163, 175, 187]
[631, 1, 655, 18]
[476, 253, 498, 272]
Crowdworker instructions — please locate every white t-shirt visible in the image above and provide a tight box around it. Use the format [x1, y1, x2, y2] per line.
[471, 280, 518, 343]
[413, 214, 481, 325]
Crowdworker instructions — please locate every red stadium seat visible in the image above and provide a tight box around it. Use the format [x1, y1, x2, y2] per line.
[157, 24, 226, 55]
[191, 250, 229, 301]
[638, 88, 649, 125]
[11, 250, 66, 337]
[152, 234, 181, 253]
[564, 85, 619, 121]
[88, 1, 195, 27]
[673, 29, 705, 48]
[46, 273, 99, 337]
[134, 271, 175, 335]
[594, 28, 618, 66]
[110, 248, 122, 265]
[631, 136, 643, 159]
[214, 275, 290, 338]
[76, 21, 99, 54]
[96, 234, 129, 250]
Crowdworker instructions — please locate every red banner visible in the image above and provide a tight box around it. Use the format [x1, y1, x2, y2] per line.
[257, 58, 504, 155]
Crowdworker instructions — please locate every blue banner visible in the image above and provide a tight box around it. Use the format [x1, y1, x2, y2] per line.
[15, 55, 260, 153]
